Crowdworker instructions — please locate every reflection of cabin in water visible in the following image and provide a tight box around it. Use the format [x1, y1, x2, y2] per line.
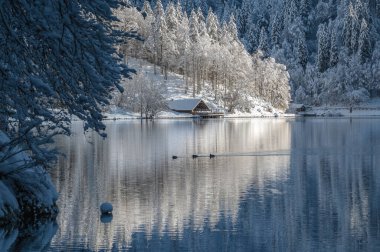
[168, 99, 224, 118]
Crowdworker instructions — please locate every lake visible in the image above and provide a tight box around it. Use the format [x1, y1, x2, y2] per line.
[3, 118, 380, 251]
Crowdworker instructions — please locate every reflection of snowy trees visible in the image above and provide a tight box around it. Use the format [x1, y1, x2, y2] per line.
[51, 120, 291, 250]
[50, 119, 380, 251]
[0, 221, 57, 251]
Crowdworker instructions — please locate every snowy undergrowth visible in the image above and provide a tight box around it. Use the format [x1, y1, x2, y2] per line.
[107, 58, 284, 119]
[0, 131, 58, 224]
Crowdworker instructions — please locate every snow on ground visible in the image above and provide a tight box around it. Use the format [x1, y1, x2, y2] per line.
[106, 58, 284, 119]
[0, 131, 58, 222]
[303, 98, 380, 117]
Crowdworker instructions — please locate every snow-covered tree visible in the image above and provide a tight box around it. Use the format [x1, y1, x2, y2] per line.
[350, 14, 360, 53]
[189, 10, 199, 43]
[358, 19, 371, 63]
[227, 14, 239, 41]
[300, 0, 310, 21]
[343, 3, 354, 52]
[166, 2, 179, 31]
[258, 27, 269, 55]
[317, 23, 330, 72]
[143, 0, 154, 16]
[244, 23, 259, 53]
[271, 12, 284, 47]
[0, 0, 133, 169]
[284, 0, 298, 27]
[117, 73, 167, 118]
[154, 0, 165, 17]
[237, 0, 251, 36]
[330, 29, 339, 67]
[297, 32, 308, 70]
[207, 9, 219, 42]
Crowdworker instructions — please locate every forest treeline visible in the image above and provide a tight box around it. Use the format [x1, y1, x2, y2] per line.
[116, 0, 290, 111]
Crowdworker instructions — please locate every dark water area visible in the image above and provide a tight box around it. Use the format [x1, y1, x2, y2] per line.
[2, 118, 380, 251]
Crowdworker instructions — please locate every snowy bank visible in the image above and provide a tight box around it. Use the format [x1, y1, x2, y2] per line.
[297, 99, 380, 117]
[104, 107, 285, 120]
[0, 131, 58, 225]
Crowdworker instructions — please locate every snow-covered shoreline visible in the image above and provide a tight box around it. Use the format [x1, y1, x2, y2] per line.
[104, 99, 380, 120]
[101, 109, 289, 121]
[298, 100, 380, 117]
[101, 106, 380, 121]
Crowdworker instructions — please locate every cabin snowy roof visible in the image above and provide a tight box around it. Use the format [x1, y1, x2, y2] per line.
[168, 99, 209, 111]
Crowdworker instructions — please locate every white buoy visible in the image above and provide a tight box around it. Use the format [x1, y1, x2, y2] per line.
[100, 202, 113, 215]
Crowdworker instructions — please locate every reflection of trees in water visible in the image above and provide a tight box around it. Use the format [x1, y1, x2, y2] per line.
[234, 119, 380, 251]
[50, 119, 291, 250]
[0, 221, 57, 251]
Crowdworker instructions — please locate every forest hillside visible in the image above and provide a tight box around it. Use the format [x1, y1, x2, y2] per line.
[130, 0, 380, 105]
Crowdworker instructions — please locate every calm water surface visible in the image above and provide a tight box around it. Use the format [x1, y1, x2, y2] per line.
[3, 118, 380, 251]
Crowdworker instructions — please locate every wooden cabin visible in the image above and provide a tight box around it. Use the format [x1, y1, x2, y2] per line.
[288, 103, 306, 113]
[168, 99, 211, 115]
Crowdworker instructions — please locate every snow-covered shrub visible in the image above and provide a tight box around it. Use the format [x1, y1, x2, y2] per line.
[295, 86, 308, 104]
[116, 73, 167, 118]
[345, 88, 370, 104]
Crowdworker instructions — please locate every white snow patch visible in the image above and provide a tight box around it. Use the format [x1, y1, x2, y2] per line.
[155, 111, 196, 119]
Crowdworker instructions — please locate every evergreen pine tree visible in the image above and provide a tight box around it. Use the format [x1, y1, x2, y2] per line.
[155, 0, 165, 18]
[228, 14, 239, 41]
[297, 32, 308, 70]
[207, 9, 219, 42]
[176, 0, 183, 20]
[244, 23, 259, 53]
[271, 12, 283, 47]
[258, 27, 269, 55]
[237, 0, 251, 36]
[343, 3, 354, 53]
[317, 23, 330, 72]
[284, 0, 298, 26]
[197, 7, 207, 37]
[143, 1, 153, 17]
[351, 14, 360, 53]
[300, 0, 310, 21]
[166, 2, 178, 32]
[330, 29, 339, 67]
[189, 10, 199, 43]
[358, 19, 371, 63]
